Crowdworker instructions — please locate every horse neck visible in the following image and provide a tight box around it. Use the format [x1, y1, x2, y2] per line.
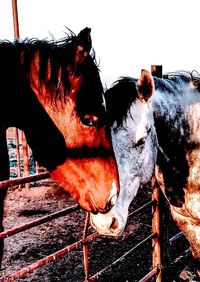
[151, 87, 189, 140]
[151, 84, 200, 176]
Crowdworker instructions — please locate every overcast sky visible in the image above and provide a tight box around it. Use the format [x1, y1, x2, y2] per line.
[0, 0, 200, 87]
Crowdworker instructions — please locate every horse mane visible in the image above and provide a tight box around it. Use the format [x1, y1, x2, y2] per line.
[105, 70, 200, 128]
[154, 70, 200, 93]
[105, 77, 138, 127]
[0, 29, 104, 118]
[1, 30, 77, 96]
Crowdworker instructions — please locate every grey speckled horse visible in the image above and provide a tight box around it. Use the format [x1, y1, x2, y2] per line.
[91, 70, 200, 259]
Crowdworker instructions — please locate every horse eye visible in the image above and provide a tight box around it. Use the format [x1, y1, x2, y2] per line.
[135, 128, 151, 147]
[80, 115, 98, 127]
[135, 137, 145, 147]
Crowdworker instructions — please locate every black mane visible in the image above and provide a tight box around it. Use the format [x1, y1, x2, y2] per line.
[105, 70, 200, 128]
[0, 32, 77, 96]
[154, 70, 200, 93]
[0, 30, 104, 119]
[105, 77, 138, 127]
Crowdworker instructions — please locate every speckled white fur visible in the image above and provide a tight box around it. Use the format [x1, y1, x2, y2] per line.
[91, 73, 200, 241]
[91, 97, 158, 235]
[153, 85, 200, 217]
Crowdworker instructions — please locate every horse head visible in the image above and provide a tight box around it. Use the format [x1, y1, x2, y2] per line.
[91, 70, 158, 235]
[10, 28, 120, 214]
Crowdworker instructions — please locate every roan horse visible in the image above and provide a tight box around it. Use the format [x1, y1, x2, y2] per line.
[91, 69, 200, 259]
[0, 27, 120, 263]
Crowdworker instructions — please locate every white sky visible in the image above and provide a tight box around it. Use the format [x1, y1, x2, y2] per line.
[0, 0, 200, 87]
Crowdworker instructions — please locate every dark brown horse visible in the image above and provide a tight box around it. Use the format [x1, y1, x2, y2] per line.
[0, 27, 120, 264]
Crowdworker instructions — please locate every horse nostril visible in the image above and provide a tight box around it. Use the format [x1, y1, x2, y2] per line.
[91, 209, 98, 215]
[110, 217, 118, 229]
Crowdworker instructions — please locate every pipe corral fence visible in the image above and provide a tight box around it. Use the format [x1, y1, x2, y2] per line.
[0, 154, 162, 282]
[0, 1, 187, 281]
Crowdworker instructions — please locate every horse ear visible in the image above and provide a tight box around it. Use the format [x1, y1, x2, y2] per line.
[75, 27, 92, 64]
[137, 70, 155, 102]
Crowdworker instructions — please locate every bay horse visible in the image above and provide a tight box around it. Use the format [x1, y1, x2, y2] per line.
[91, 69, 200, 259]
[0, 27, 120, 263]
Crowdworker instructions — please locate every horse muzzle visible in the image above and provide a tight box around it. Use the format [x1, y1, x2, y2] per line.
[90, 208, 127, 236]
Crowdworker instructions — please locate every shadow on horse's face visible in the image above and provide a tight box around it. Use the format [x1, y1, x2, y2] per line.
[31, 29, 120, 213]
[33, 92, 119, 213]
[1, 27, 120, 214]
[91, 70, 158, 235]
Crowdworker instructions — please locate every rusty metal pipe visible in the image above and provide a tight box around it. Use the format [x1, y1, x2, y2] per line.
[1, 232, 99, 281]
[0, 172, 50, 189]
[169, 231, 183, 245]
[12, 1, 21, 183]
[151, 177, 162, 282]
[12, 0, 20, 38]
[12, 0, 30, 186]
[21, 131, 30, 188]
[0, 205, 79, 239]
[139, 266, 161, 282]
[128, 200, 155, 218]
[83, 212, 90, 281]
[14, 128, 21, 178]
[88, 233, 157, 282]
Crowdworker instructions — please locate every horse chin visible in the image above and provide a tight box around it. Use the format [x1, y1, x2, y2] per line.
[90, 210, 126, 236]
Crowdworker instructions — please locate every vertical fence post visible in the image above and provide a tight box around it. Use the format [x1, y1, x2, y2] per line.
[83, 212, 90, 281]
[15, 128, 21, 178]
[151, 65, 163, 78]
[151, 65, 163, 281]
[21, 131, 30, 188]
[152, 177, 162, 282]
[12, 0, 21, 180]
[12, 0, 20, 38]
[12, 0, 30, 187]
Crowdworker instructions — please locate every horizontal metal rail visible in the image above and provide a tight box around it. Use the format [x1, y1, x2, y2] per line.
[1, 232, 99, 282]
[0, 175, 161, 281]
[0, 178, 159, 281]
[128, 200, 155, 218]
[88, 232, 157, 282]
[0, 172, 50, 189]
[139, 265, 161, 282]
[169, 231, 183, 245]
[0, 205, 79, 239]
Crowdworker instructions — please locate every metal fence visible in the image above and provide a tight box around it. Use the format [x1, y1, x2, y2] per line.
[0, 169, 162, 281]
